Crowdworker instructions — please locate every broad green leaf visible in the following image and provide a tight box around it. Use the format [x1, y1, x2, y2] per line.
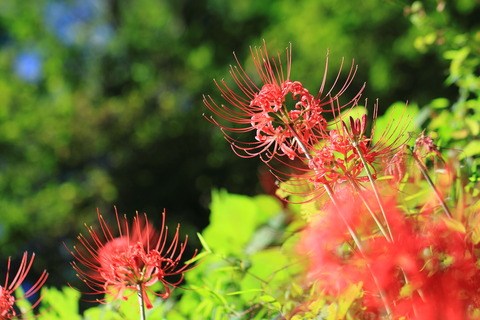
[239, 247, 296, 301]
[202, 190, 282, 256]
[39, 287, 82, 320]
[429, 97, 449, 109]
[460, 140, 480, 159]
[465, 118, 480, 136]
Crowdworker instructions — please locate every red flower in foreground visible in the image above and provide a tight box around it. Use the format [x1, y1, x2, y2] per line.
[0, 252, 48, 319]
[68, 208, 197, 309]
[299, 187, 480, 319]
[204, 43, 363, 161]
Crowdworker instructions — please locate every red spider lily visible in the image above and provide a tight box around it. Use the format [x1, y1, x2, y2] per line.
[0, 252, 48, 320]
[273, 104, 410, 203]
[204, 42, 363, 162]
[67, 208, 197, 309]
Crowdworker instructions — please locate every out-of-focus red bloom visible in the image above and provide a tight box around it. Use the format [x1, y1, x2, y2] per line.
[300, 185, 480, 319]
[298, 187, 373, 294]
[204, 43, 363, 161]
[68, 208, 196, 309]
[362, 216, 480, 319]
[0, 252, 48, 319]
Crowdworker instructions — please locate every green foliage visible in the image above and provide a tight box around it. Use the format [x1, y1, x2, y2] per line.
[406, 1, 480, 184]
[174, 190, 302, 319]
[372, 101, 419, 146]
[260, 0, 442, 106]
[15, 286, 170, 320]
[203, 190, 282, 256]
[39, 287, 82, 320]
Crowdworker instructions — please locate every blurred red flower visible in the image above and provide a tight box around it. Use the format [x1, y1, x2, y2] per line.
[299, 188, 480, 319]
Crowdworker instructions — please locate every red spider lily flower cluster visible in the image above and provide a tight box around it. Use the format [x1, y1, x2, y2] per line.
[206, 43, 480, 319]
[204, 43, 363, 162]
[0, 252, 48, 319]
[205, 43, 407, 198]
[67, 208, 196, 309]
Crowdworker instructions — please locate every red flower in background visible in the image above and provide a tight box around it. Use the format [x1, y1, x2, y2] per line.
[68, 208, 196, 309]
[204, 43, 363, 161]
[0, 252, 48, 319]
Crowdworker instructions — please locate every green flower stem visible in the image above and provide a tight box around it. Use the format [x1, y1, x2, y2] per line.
[347, 176, 392, 242]
[412, 153, 453, 218]
[137, 284, 146, 320]
[352, 141, 394, 241]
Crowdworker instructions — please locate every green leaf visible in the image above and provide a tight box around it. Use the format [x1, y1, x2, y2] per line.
[226, 288, 263, 296]
[184, 250, 210, 264]
[460, 140, 480, 159]
[14, 287, 35, 319]
[39, 287, 82, 320]
[202, 190, 282, 256]
[337, 283, 363, 318]
[239, 247, 298, 301]
[196, 232, 212, 253]
[259, 295, 281, 311]
[429, 97, 450, 109]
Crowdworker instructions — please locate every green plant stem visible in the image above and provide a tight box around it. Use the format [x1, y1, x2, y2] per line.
[412, 153, 453, 218]
[348, 177, 392, 242]
[137, 284, 146, 320]
[352, 141, 393, 240]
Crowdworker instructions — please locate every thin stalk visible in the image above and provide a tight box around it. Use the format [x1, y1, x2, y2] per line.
[137, 284, 147, 320]
[412, 154, 452, 218]
[352, 141, 431, 317]
[348, 177, 392, 242]
[352, 141, 394, 240]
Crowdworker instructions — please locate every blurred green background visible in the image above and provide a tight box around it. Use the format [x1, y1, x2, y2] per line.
[0, 0, 478, 290]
